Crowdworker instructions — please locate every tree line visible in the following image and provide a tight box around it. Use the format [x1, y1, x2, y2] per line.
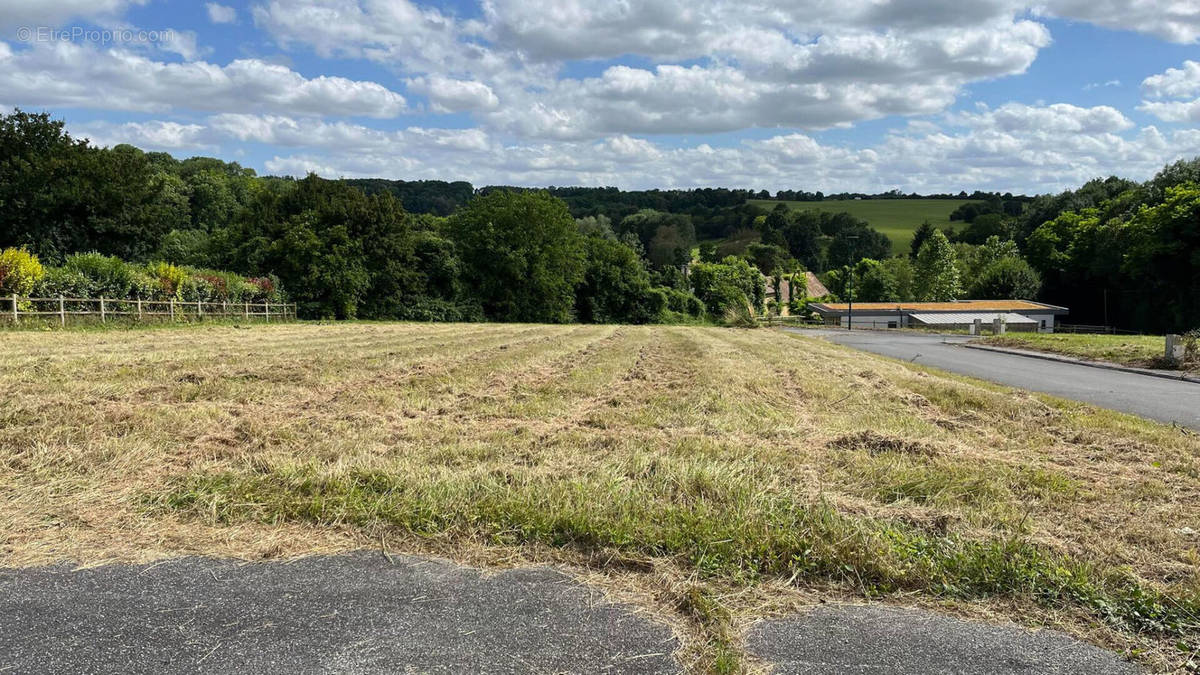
[1, 110, 1196, 331]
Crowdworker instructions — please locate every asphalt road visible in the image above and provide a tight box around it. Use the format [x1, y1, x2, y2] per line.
[0, 554, 1139, 674]
[788, 328, 1200, 429]
[0, 553, 679, 674]
[747, 605, 1138, 674]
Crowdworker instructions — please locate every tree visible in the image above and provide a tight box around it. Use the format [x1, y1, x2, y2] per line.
[745, 243, 792, 277]
[910, 221, 936, 259]
[970, 257, 1041, 299]
[854, 258, 899, 302]
[827, 225, 891, 268]
[780, 213, 823, 271]
[449, 190, 585, 323]
[576, 235, 665, 324]
[690, 256, 763, 316]
[913, 230, 962, 301]
[881, 256, 916, 302]
[618, 210, 695, 268]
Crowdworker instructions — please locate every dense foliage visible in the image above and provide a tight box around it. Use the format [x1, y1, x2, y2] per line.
[2, 109, 1196, 330]
[0, 248, 283, 304]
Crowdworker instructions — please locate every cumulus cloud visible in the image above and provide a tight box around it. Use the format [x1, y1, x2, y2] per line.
[1143, 60, 1200, 99]
[0, 0, 147, 29]
[1139, 60, 1200, 123]
[75, 103, 1200, 195]
[408, 76, 499, 112]
[74, 119, 213, 150]
[0, 41, 406, 117]
[205, 3, 236, 24]
[1033, 0, 1200, 44]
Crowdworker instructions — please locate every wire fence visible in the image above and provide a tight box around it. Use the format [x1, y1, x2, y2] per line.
[1056, 324, 1144, 335]
[4, 294, 297, 327]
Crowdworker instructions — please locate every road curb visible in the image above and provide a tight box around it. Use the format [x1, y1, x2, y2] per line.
[962, 343, 1200, 386]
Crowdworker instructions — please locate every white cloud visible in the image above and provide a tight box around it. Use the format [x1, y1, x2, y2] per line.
[0, 41, 406, 117]
[0, 0, 147, 28]
[74, 119, 212, 150]
[205, 3, 236, 24]
[1139, 60, 1200, 123]
[1138, 99, 1200, 123]
[408, 76, 499, 112]
[1033, 0, 1200, 44]
[1142, 60, 1200, 99]
[78, 104, 1200, 195]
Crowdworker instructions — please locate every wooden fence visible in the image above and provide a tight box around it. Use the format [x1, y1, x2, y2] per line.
[5, 294, 297, 327]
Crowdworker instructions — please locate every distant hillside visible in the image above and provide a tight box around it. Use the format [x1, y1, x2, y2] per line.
[747, 198, 974, 255]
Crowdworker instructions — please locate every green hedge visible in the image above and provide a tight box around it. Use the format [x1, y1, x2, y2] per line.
[1, 249, 286, 304]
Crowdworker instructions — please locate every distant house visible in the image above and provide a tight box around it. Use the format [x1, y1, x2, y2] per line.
[808, 300, 1068, 333]
[764, 272, 832, 315]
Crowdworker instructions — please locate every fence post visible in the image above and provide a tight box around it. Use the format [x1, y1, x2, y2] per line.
[100, 297, 106, 323]
[244, 301, 249, 320]
[59, 295, 65, 327]
[265, 302, 270, 322]
[223, 300, 228, 318]
[1166, 334, 1185, 362]
[137, 298, 143, 321]
[170, 298, 175, 322]
[10, 293, 16, 324]
[198, 299, 203, 319]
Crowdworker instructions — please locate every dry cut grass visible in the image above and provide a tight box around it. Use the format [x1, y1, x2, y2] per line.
[2, 322, 1199, 671]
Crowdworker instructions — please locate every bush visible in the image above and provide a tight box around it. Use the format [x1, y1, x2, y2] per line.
[61, 252, 139, 298]
[0, 248, 45, 297]
[32, 267, 89, 299]
[393, 297, 485, 322]
[665, 287, 705, 318]
[148, 262, 187, 298]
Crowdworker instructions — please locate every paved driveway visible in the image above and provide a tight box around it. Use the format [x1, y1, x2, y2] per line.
[786, 328, 1200, 429]
[0, 554, 1139, 674]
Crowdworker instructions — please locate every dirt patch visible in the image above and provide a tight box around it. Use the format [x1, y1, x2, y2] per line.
[828, 430, 938, 457]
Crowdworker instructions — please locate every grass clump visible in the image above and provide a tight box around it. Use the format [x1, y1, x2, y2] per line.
[157, 464, 1200, 651]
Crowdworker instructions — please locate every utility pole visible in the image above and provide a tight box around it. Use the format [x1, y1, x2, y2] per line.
[845, 235, 859, 330]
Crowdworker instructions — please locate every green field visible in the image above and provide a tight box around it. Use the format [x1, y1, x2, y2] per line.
[749, 198, 973, 255]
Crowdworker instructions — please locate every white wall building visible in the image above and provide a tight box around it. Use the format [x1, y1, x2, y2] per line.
[809, 300, 1068, 333]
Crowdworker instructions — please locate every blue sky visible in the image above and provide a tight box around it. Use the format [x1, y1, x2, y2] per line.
[1, 0, 1198, 194]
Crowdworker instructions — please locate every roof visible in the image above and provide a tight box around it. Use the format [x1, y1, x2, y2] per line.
[810, 300, 1068, 315]
[805, 272, 830, 299]
[909, 312, 1037, 325]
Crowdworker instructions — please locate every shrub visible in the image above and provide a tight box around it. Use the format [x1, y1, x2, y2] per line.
[0, 248, 46, 297]
[61, 253, 138, 298]
[148, 262, 187, 298]
[393, 297, 485, 322]
[665, 288, 705, 318]
[178, 275, 218, 303]
[32, 267, 90, 298]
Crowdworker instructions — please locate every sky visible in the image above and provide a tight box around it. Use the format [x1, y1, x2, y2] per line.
[1, 1, 1199, 195]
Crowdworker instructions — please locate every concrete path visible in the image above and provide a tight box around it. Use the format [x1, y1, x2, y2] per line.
[747, 605, 1139, 674]
[0, 553, 679, 674]
[787, 328, 1200, 429]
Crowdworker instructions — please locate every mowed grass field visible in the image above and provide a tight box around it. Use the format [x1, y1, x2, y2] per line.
[982, 333, 1198, 373]
[748, 198, 973, 255]
[2, 323, 1199, 670]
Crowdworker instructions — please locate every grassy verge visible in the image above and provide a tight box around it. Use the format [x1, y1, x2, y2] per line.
[3, 323, 1199, 670]
[979, 333, 1198, 373]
